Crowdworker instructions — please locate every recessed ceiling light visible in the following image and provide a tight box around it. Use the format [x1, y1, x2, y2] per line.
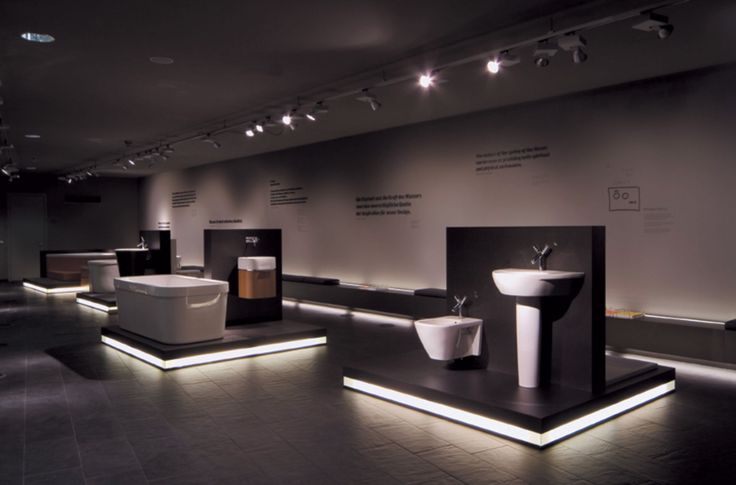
[25, 134, 41, 139]
[20, 32, 55, 43]
[149, 56, 174, 65]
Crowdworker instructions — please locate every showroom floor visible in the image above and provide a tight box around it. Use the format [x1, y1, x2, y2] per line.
[1, 282, 735, 484]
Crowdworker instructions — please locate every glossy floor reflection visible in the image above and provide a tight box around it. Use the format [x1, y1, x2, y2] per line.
[1, 282, 735, 484]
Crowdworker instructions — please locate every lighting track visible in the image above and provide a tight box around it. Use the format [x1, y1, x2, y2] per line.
[61, 0, 688, 178]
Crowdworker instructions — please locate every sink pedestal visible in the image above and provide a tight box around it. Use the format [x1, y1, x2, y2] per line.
[515, 297, 550, 388]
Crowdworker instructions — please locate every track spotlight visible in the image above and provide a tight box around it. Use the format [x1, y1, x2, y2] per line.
[418, 72, 434, 88]
[487, 51, 520, 74]
[127, 158, 136, 166]
[572, 47, 588, 64]
[201, 135, 222, 148]
[245, 127, 255, 137]
[633, 12, 673, 40]
[533, 40, 558, 68]
[356, 90, 381, 111]
[305, 113, 316, 121]
[281, 114, 292, 125]
[558, 34, 588, 64]
[255, 123, 264, 133]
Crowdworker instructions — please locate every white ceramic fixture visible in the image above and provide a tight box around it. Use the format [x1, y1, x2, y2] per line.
[87, 259, 119, 293]
[492, 269, 584, 388]
[415, 316, 483, 361]
[115, 274, 229, 344]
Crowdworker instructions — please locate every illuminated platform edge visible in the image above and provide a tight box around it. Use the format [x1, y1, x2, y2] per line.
[343, 354, 675, 448]
[23, 280, 89, 294]
[101, 322, 326, 370]
[76, 296, 117, 313]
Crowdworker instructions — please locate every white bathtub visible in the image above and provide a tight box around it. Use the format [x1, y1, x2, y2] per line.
[114, 275, 229, 344]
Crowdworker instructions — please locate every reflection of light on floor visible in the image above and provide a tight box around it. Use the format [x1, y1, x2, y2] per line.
[283, 298, 414, 327]
[76, 297, 117, 313]
[102, 335, 327, 370]
[344, 376, 675, 447]
[23, 282, 89, 294]
[608, 350, 736, 384]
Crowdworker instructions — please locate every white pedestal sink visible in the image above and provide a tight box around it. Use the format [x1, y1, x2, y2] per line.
[492, 269, 584, 388]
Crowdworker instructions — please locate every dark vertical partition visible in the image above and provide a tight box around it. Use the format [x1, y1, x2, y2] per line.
[204, 229, 283, 325]
[447, 226, 605, 392]
[139, 230, 172, 274]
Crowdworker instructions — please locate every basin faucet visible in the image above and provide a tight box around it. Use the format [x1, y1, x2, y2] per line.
[136, 236, 147, 249]
[531, 243, 555, 271]
[452, 295, 467, 319]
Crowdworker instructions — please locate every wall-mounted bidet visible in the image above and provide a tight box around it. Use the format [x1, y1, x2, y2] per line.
[415, 296, 483, 365]
[492, 244, 584, 388]
[415, 316, 483, 361]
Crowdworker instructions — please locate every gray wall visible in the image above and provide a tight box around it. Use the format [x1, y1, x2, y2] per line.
[0, 175, 140, 279]
[139, 65, 736, 322]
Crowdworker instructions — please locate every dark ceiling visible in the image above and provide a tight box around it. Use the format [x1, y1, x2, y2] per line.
[1, 0, 735, 177]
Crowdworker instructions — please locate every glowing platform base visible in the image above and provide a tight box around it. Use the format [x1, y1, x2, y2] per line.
[23, 278, 89, 294]
[343, 352, 675, 448]
[101, 320, 326, 370]
[76, 292, 117, 313]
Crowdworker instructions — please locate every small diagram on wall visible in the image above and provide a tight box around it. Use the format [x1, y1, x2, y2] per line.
[608, 186, 640, 211]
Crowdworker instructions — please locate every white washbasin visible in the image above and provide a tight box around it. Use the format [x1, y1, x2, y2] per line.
[492, 269, 584, 297]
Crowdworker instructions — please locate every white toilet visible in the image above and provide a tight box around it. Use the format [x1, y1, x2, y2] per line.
[88, 259, 120, 293]
[414, 316, 483, 361]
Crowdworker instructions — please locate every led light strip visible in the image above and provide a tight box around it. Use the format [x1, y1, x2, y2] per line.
[102, 335, 326, 370]
[643, 313, 724, 326]
[343, 377, 675, 447]
[76, 297, 117, 313]
[23, 281, 89, 294]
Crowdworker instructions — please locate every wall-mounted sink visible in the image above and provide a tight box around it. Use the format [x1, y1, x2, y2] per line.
[415, 316, 483, 362]
[492, 268, 584, 388]
[492, 269, 584, 297]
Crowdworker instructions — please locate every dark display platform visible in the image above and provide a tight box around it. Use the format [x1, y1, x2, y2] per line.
[101, 320, 326, 369]
[76, 292, 117, 312]
[23, 277, 88, 293]
[344, 351, 674, 446]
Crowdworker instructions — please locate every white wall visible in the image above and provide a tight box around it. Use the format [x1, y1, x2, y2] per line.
[140, 66, 736, 321]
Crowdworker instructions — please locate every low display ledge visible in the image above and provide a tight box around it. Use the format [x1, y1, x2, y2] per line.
[22, 277, 89, 294]
[343, 351, 675, 448]
[101, 320, 326, 370]
[76, 292, 117, 313]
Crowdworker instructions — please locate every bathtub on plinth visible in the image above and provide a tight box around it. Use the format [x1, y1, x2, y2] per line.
[114, 275, 229, 344]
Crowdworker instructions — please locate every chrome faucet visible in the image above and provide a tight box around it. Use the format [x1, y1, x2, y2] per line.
[452, 295, 467, 319]
[531, 243, 555, 270]
[136, 236, 147, 249]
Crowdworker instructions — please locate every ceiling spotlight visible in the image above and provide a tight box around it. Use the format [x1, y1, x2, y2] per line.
[245, 128, 255, 137]
[255, 123, 264, 133]
[21, 32, 55, 43]
[25, 134, 41, 139]
[85, 170, 93, 176]
[633, 12, 674, 40]
[487, 51, 520, 74]
[356, 90, 381, 111]
[162, 145, 175, 155]
[572, 47, 588, 64]
[418, 72, 434, 89]
[67, 177, 73, 184]
[305, 113, 316, 121]
[281, 113, 292, 126]
[201, 135, 222, 148]
[533, 40, 558, 68]
[127, 158, 136, 166]
[558, 34, 588, 63]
